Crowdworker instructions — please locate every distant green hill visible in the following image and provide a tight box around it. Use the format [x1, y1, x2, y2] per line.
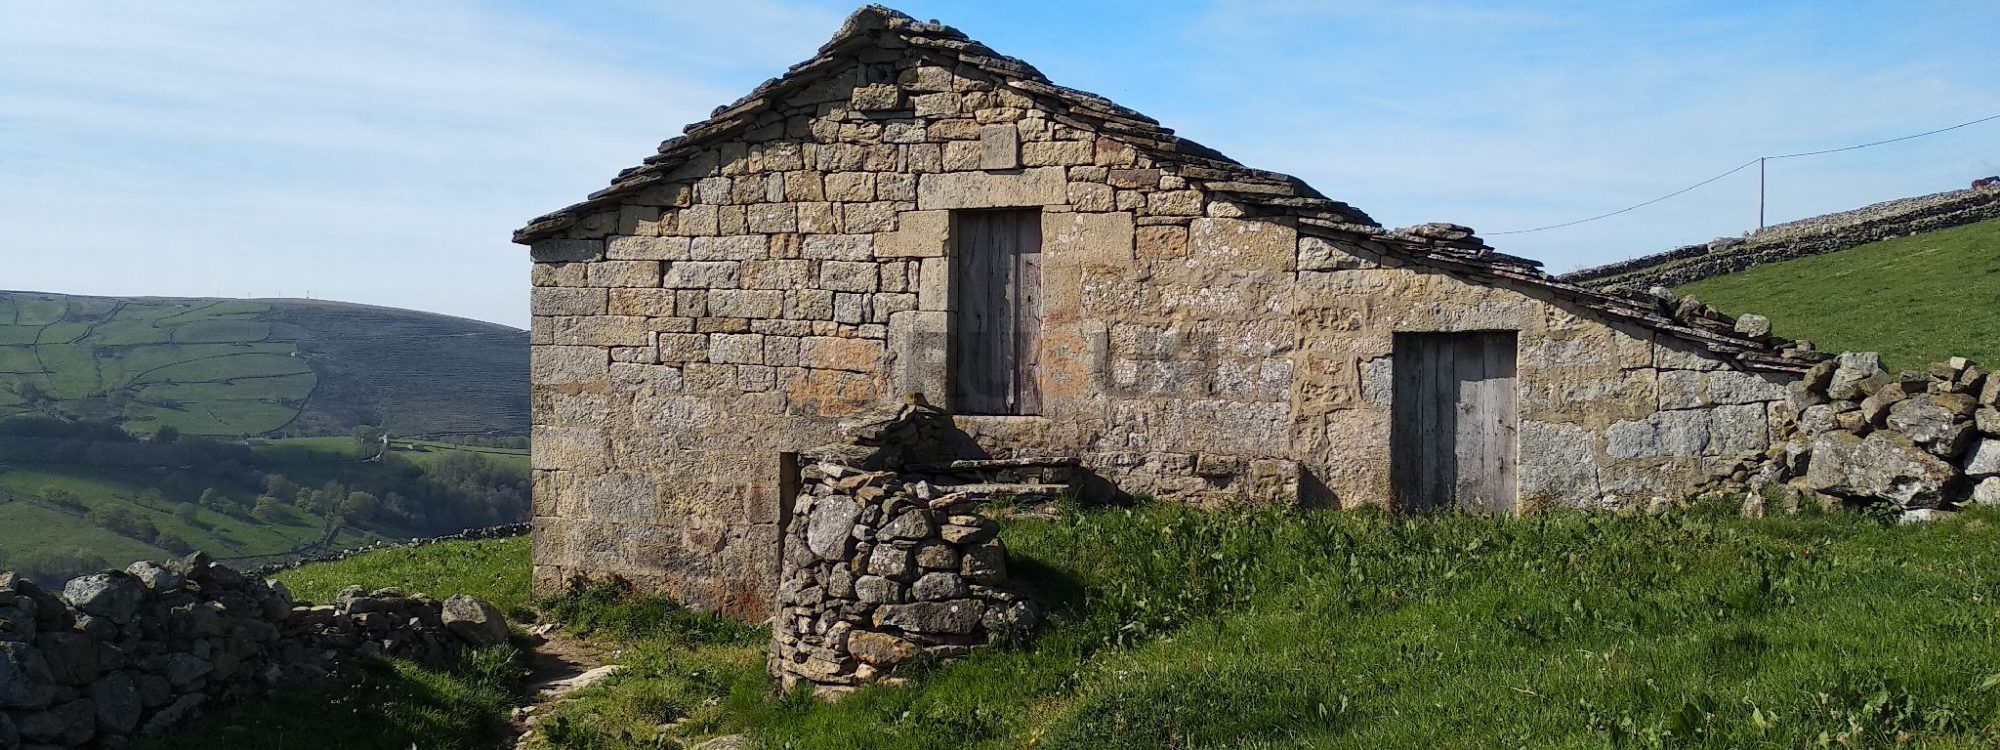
[0, 291, 527, 438]
[1678, 218, 2000, 371]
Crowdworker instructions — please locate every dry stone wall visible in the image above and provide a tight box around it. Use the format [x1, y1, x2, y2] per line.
[1765, 353, 2000, 518]
[771, 455, 1035, 697]
[1565, 187, 2000, 292]
[0, 553, 508, 750]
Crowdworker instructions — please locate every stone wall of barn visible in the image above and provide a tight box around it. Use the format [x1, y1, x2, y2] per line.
[1280, 241, 1793, 510]
[524, 34, 1793, 618]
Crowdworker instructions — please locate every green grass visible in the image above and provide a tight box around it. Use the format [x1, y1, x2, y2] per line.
[139, 502, 2000, 749]
[0, 501, 165, 567]
[396, 440, 531, 473]
[0, 466, 350, 565]
[277, 536, 534, 616]
[138, 631, 527, 750]
[537, 502, 2000, 750]
[1679, 217, 2000, 371]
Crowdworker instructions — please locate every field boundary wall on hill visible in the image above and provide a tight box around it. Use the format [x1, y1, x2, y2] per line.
[1563, 187, 2000, 293]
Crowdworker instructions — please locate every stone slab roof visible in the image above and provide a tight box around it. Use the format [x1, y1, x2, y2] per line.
[514, 4, 1820, 374]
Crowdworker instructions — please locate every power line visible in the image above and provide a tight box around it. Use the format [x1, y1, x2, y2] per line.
[1487, 158, 1760, 236]
[1487, 111, 2000, 236]
[1767, 112, 2000, 160]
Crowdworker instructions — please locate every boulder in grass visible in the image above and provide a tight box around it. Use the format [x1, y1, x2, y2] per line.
[441, 595, 509, 648]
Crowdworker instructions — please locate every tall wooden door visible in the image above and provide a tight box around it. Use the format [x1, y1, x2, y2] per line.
[1390, 332, 1519, 513]
[951, 209, 1042, 415]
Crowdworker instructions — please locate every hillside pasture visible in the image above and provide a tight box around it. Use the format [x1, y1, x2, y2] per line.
[1680, 217, 2000, 371]
[0, 290, 526, 438]
[0, 466, 334, 561]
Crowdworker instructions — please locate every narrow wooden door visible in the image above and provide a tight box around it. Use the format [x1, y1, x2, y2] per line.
[1390, 332, 1519, 513]
[951, 209, 1042, 415]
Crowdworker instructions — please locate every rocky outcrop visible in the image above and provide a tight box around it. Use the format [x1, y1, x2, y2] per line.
[1771, 353, 1999, 518]
[0, 553, 509, 750]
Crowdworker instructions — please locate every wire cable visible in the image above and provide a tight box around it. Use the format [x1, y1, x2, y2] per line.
[1486, 158, 1761, 236]
[1767, 112, 2000, 160]
[1487, 111, 2000, 235]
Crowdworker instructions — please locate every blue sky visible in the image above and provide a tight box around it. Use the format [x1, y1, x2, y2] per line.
[3, 1, 1996, 328]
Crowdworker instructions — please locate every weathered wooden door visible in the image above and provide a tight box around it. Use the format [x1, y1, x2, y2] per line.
[1390, 332, 1518, 513]
[951, 209, 1042, 415]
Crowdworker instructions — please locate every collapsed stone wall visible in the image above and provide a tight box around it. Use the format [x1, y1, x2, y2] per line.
[1, 554, 508, 750]
[1565, 187, 2000, 292]
[1767, 353, 2000, 518]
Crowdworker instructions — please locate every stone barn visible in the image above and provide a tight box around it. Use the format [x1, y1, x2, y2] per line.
[518, 6, 1817, 619]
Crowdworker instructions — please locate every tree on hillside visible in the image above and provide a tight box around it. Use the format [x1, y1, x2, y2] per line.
[197, 487, 227, 510]
[252, 496, 284, 522]
[263, 475, 298, 502]
[353, 426, 385, 455]
[152, 425, 180, 444]
[339, 491, 379, 526]
[174, 502, 205, 528]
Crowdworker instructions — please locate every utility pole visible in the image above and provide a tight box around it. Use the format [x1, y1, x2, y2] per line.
[1757, 157, 1766, 232]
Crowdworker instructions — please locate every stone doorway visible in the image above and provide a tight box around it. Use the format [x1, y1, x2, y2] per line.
[1390, 331, 1520, 513]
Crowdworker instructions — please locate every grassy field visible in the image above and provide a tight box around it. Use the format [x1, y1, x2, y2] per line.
[0, 465, 342, 560]
[256, 436, 531, 474]
[0, 432, 527, 581]
[159, 501, 2000, 750]
[0, 290, 528, 438]
[1679, 218, 2000, 371]
[279, 537, 535, 618]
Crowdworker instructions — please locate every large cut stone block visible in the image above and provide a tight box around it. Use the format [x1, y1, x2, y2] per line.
[887, 311, 949, 402]
[533, 425, 609, 472]
[1708, 370, 1790, 405]
[1044, 211, 1135, 270]
[978, 124, 1020, 169]
[1707, 403, 1769, 455]
[916, 167, 1066, 210]
[1297, 235, 1378, 271]
[877, 210, 949, 258]
[532, 346, 610, 385]
[1518, 420, 1600, 508]
[1189, 218, 1298, 272]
